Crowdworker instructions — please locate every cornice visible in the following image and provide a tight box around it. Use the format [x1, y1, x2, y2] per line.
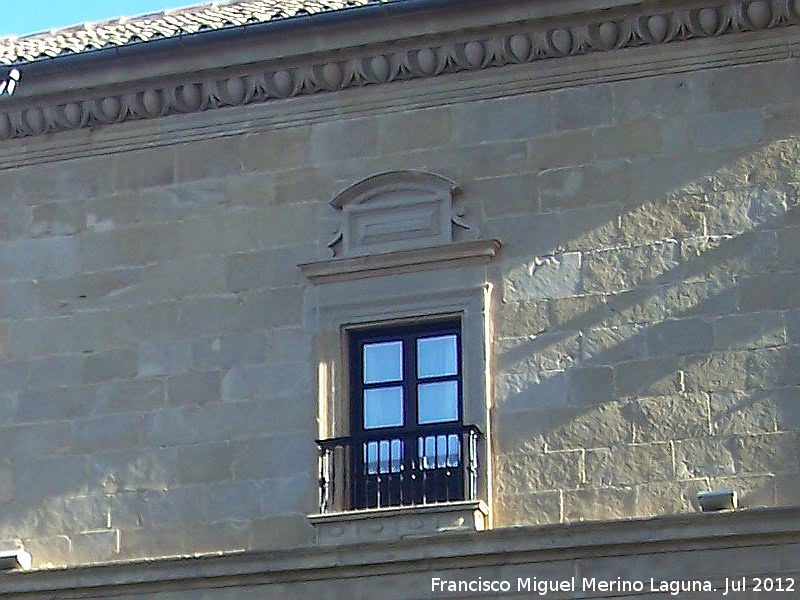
[0, 0, 798, 146]
[299, 240, 501, 283]
[1, 507, 799, 597]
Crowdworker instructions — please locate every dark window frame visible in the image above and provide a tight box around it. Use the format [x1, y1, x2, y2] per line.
[347, 318, 466, 508]
[350, 319, 462, 435]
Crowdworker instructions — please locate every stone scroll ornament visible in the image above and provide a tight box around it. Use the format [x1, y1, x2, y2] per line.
[0, 68, 20, 96]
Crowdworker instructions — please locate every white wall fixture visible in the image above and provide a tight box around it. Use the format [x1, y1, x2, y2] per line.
[697, 489, 738, 512]
[0, 68, 20, 96]
[0, 548, 32, 571]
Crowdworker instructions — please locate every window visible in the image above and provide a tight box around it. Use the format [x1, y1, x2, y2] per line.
[301, 170, 496, 527]
[316, 318, 480, 512]
[348, 320, 474, 509]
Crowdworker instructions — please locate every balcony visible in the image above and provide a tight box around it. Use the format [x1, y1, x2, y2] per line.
[310, 425, 486, 544]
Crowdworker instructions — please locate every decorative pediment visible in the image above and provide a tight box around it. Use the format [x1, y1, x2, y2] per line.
[300, 171, 498, 283]
[327, 171, 478, 258]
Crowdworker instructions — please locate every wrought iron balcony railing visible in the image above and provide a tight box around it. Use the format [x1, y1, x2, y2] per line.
[316, 424, 481, 513]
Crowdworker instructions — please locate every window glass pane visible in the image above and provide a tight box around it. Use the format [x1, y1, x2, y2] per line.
[417, 380, 458, 424]
[363, 341, 403, 383]
[364, 386, 403, 428]
[364, 439, 403, 474]
[417, 434, 460, 469]
[417, 334, 457, 378]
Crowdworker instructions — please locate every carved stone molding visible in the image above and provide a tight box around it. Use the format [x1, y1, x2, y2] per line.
[0, 0, 798, 141]
[308, 500, 489, 546]
[2, 506, 800, 597]
[300, 170, 495, 283]
[299, 239, 501, 283]
[327, 171, 478, 258]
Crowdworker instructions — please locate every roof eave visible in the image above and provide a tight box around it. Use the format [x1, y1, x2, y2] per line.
[5, 0, 650, 101]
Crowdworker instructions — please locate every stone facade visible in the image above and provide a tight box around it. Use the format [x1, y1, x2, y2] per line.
[0, 0, 799, 595]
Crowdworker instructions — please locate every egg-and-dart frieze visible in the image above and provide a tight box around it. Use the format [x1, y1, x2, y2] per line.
[0, 0, 797, 140]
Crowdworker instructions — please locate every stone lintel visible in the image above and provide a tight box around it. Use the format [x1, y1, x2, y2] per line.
[298, 239, 501, 283]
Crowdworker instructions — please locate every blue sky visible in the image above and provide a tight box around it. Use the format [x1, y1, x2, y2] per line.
[1, 1, 190, 37]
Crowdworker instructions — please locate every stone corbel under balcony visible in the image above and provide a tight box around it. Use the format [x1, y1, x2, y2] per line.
[308, 500, 489, 546]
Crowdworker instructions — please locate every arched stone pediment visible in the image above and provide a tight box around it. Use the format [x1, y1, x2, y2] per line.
[330, 171, 458, 210]
[300, 170, 497, 283]
[328, 171, 473, 258]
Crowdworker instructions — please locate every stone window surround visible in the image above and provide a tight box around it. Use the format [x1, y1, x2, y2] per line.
[300, 171, 498, 540]
[303, 270, 495, 536]
[309, 280, 492, 446]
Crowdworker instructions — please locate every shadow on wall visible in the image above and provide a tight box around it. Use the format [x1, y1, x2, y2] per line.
[1, 91, 800, 567]
[493, 134, 800, 526]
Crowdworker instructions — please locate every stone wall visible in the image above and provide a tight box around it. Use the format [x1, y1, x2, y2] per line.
[3, 507, 800, 599]
[0, 2, 798, 570]
[489, 59, 800, 527]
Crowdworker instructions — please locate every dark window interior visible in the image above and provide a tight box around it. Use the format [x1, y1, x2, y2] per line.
[349, 320, 465, 508]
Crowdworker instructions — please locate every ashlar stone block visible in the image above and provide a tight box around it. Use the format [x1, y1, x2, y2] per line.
[381, 106, 453, 152]
[683, 351, 748, 393]
[563, 486, 636, 522]
[176, 442, 232, 485]
[4, 421, 71, 460]
[454, 94, 551, 144]
[89, 447, 178, 493]
[167, 371, 222, 407]
[711, 390, 778, 436]
[645, 317, 714, 357]
[495, 490, 561, 526]
[611, 72, 711, 120]
[0, 236, 81, 281]
[739, 272, 800, 312]
[138, 340, 192, 378]
[666, 108, 763, 152]
[473, 173, 539, 218]
[496, 300, 548, 338]
[568, 366, 614, 406]
[27, 355, 82, 391]
[619, 194, 705, 245]
[82, 348, 137, 384]
[674, 437, 735, 479]
[71, 413, 141, 453]
[528, 129, 594, 172]
[585, 442, 673, 487]
[539, 161, 631, 212]
[30, 201, 85, 238]
[635, 479, 706, 516]
[552, 85, 612, 131]
[582, 242, 679, 294]
[581, 324, 647, 365]
[614, 356, 682, 398]
[734, 432, 799, 475]
[544, 401, 633, 451]
[495, 332, 580, 373]
[633, 394, 711, 443]
[232, 434, 315, 481]
[713, 311, 786, 351]
[311, 117, 380, 165]
[504, 252, 581, 301]
[680, 230, 778, 284]
[496, 449, 582, 494]
[191, 331, 267, 370]
[746, 346, 797, 389]
[242, 126, 313, 173]
[25, 529, 119, 568]
[107, 377, 166, 414]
